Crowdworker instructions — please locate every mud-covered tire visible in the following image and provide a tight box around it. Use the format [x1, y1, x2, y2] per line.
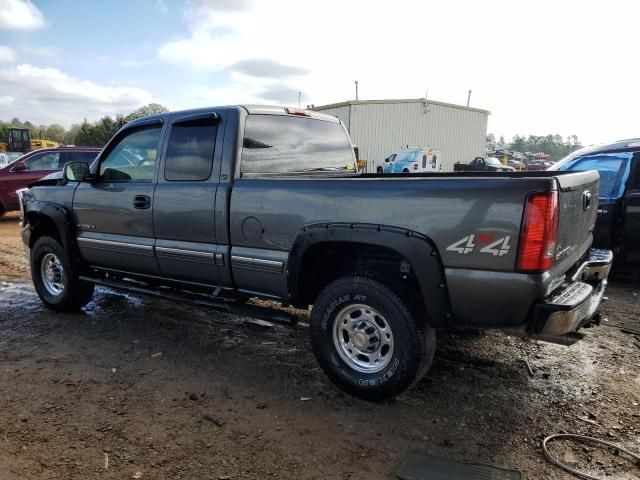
[402, 168, 410, 173]
[310, 276, 435, 401]
[30, 236, 94, 312]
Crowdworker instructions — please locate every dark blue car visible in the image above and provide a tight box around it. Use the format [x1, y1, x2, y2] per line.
[551, 139, 640, 263]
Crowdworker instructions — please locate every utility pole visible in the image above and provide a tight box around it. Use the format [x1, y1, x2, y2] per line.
[355, 80, 359, 101]
[466, 89, 472, 107]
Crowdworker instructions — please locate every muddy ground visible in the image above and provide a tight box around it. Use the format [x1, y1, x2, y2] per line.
[0, 212, 639, 479]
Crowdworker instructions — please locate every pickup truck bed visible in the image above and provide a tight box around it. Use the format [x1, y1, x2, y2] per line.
[18, 105, 612, 401]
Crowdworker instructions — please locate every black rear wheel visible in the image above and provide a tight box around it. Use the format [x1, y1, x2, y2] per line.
[310, 276, 435, 401]
[31, 236, 94, 312]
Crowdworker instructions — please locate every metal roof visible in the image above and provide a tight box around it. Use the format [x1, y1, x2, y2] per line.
[312, 98, 490, 115]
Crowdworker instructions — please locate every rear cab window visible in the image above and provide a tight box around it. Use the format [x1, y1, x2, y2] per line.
[240, 114, 355, 176]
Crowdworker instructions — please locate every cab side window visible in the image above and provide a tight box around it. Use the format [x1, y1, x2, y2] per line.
[164, 119, 217, 181]
[26, 152, 60, 171]
[99, 126, 161, 182]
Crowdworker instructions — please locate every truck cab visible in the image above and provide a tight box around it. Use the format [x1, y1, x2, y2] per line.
[455, 156, 515, 172]
[551, 139, 640, 263]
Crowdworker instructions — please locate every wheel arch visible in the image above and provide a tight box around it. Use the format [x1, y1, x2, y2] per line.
[287, 223, 452, 327]
[24, 201, 75, 254]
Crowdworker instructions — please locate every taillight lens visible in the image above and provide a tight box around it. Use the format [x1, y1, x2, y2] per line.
[413, 163, 418, 170]
[516, 191, 559, 272]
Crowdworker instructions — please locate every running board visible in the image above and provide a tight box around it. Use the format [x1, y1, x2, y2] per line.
[79, 275, 299, 326]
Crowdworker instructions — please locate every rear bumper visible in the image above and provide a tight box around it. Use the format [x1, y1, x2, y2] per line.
[533, 248, 612, 335]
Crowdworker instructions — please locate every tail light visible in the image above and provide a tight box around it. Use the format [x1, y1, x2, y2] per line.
[516, 191, 559, 272]
[413, 163, 418, 170]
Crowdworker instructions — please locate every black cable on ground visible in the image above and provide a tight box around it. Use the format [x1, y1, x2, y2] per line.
[542, 433, 640, 480]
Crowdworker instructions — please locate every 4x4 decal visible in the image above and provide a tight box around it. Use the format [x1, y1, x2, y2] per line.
[446, 234, 512, 256]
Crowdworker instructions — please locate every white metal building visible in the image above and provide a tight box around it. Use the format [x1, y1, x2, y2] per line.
[312, 98, 489, 172]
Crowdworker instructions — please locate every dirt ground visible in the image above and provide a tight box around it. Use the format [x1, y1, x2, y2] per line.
[0, 212, 639, 479]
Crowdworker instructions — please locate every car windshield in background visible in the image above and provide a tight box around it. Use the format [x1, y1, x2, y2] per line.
[558, 152, 632, 200]
[241, 115, 355, 175]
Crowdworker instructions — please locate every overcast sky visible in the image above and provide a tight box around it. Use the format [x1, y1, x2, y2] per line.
[0, 0, 638, 145]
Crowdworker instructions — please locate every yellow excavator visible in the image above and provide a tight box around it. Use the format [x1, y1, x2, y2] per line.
[0, 128, 59, 153]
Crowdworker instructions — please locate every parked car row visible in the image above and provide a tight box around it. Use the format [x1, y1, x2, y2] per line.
[0, 147, 100, 216]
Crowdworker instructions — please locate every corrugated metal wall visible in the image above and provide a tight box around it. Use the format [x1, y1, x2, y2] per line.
[316, 101, 488, 172]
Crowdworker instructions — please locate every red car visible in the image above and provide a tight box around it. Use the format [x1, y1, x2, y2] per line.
[0, 147, 100, 216]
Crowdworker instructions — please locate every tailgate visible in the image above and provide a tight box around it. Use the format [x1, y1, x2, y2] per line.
[554, 170, 600, 267]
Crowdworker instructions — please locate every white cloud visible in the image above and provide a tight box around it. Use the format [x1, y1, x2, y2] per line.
[0, 96, 13, 105]
[0, 64, 154, 126]
[158, 0, 640, 145]
[0, 0, 44, 30]
[0, 45, 16, 62]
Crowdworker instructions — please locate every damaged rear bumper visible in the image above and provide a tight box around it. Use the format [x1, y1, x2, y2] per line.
[532, 248, 613, 335]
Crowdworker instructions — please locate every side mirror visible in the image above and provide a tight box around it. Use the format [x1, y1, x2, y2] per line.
[13, 160, 27, 172]
[63, 162, 92, 182]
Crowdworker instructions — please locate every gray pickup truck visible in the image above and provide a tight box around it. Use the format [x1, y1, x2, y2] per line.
[18, 105, 612, 401]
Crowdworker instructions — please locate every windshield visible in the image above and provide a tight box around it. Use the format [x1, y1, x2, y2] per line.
[396, 151, 419, 163]
[555, 152, 632, 200]
[485, 157, 502, 166]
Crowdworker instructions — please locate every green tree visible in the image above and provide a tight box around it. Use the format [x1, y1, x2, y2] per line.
[503, 133, 583, 161]
[125, 103, 169, 122]
[63, 124, 81, 145]
[75, 116, 122, 147]
[45, 124, 65, 143]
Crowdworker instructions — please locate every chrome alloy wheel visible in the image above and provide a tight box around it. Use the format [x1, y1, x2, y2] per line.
[333, 304, 394, 373]
[40, 253, 65, 296]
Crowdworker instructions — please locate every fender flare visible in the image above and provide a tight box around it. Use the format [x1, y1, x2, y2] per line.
[25, 201, 75, 254]
[287, 222, 453, 327]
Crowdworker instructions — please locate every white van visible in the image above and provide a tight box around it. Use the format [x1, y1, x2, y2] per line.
[379, 148, 442, 174]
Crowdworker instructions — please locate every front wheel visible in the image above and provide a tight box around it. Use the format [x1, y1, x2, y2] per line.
[31, 236, 94, 312]
[376, 167, 383, 174]
[310, 276, 435, 401]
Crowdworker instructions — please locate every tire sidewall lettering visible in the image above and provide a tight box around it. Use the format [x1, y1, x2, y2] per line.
[321, 294, 351, 330]
[358, 358, 400, 387]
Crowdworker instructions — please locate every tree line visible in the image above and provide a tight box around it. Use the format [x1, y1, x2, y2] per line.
[487, 133, 583, 161]
[0, 103, 169, 148]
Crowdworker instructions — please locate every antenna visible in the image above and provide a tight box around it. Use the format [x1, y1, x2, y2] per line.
[466, 89, 472, 107]
[355, 80, 359, 101]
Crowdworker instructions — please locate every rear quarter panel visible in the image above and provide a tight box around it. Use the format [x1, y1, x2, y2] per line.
[229, 176, 557, 271]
